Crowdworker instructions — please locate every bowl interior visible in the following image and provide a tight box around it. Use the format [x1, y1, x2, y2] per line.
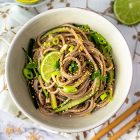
[6, 8, 132, 132]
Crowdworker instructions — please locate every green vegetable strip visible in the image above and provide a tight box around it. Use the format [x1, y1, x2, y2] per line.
[42, 88, 48, 98]
[57, 99, 71, 108]
[26, 62, 37, 69]
[63, 86, 77, 93]
[50, 94, 57, 109]
[55, 78, 100, 112]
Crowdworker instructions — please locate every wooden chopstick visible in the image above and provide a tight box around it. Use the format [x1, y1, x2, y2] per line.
[109, 114, 140, 140]
[92, 100, 140, 140]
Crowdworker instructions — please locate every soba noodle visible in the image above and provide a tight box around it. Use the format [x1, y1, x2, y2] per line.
[23, 24, 115, 117]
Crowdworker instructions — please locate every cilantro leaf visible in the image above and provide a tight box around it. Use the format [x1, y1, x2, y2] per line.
[68, 61, 78, 74]
[90, 70, 100, 80]
[90, 70, 106, 81]
[55, 60, 60, 70]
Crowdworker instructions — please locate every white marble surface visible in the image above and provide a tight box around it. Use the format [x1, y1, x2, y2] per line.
[0, 1, 140, 140]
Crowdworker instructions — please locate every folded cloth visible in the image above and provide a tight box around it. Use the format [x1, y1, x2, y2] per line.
[0, 110, 72, 140]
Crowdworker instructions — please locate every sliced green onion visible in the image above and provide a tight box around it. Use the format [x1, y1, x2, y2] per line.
[100, 93, 108, 101]
[23, 68, 33, 79]
[68, 44, 74, 52]
[43, 42, 47, 47]
[52, 37, 59, 45]
[43, 41, 52, 47]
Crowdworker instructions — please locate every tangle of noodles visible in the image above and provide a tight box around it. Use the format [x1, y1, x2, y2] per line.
[23, 24, 115, 117]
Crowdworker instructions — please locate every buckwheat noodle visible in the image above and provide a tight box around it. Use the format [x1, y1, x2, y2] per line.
[25, 24, 115, 117]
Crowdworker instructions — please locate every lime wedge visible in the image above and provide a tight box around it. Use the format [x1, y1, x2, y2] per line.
[40, 52, 61, 83]
[16, 0, 40, 4]
[114, 0, 140, 25]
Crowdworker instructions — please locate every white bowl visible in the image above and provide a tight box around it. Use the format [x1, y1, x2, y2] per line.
[6, 8, 132, 133]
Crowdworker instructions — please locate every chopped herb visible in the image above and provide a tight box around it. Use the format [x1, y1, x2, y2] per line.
[99, 75, 107, 81]
[90, 70, 100, 80]
[68, 61, 78, 74]
[55, 60, 60, 70]
[86, 60, 92, 67]
[90, 70, 106, 81]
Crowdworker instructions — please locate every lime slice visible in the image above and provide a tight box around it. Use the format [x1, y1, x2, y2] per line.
[114, 0, 140, 25]
[40, 52, 61, 83]
[16, 0, 40, 4]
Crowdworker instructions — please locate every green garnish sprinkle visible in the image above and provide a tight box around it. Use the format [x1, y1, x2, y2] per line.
[90, 70, 106, 81]
[68, 44, 75, 52]
[68, 60, 78, 74]
[55, 60, 60, 70]
[100, 93, 108, 101]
